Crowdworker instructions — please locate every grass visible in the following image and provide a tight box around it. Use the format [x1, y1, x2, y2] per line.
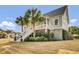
[0, 38, 10, 45]
[0, 39, 79, 54]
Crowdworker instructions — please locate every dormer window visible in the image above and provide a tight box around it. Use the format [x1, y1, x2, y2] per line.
[55, 19, 58, 25]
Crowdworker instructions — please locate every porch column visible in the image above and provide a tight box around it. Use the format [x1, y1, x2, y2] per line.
[45, 17, 48, 32]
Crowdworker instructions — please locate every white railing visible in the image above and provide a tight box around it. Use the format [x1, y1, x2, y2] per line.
[22, 27, 33, 41]
[35, 24, 46, 30]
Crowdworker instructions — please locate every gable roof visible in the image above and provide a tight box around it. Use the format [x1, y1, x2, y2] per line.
[44, 6, 68, 17]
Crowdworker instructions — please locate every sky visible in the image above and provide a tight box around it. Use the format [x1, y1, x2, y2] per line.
[0, 5, 79, 32]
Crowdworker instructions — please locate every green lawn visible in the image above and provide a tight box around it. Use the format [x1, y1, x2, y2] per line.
[0, 39, 79, 54]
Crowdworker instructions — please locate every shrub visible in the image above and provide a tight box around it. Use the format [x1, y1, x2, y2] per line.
[35, 36, 42, 41]
[43, 37, 48, 41]
[24, 31, 54, 41]
[35, 31, 51, 39]
[36, 31, 40, 36]
[35, 36, 48, 41]
[29, 37, 35, 41]
[35, 31, 45, 37]
[25, 36, 48, 41]
[49, 32, 54, 40]
[44, 32, 49, 38]
[0, 32, 7, 38]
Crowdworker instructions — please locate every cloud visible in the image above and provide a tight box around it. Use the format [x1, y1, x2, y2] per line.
[69, 18, 79, 27]
[0, 21, 16, 30]
[70, 19, 78, 23]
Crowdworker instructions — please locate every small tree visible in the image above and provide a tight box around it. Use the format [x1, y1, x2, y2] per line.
[69, 26, 79, 35]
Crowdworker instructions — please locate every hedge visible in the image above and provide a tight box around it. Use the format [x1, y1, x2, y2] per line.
[24, 31, 54, 41]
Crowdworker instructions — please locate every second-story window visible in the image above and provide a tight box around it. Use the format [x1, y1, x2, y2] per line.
[55, 19, 58, 25]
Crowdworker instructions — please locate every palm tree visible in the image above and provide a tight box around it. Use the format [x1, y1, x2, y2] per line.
[27, 8, 45, 38]
[15, 16, 24, 42]
[24, 9, 31, 27]
[15, 16, 24, 32]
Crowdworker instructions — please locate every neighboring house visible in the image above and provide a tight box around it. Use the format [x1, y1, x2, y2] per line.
[22, 6, 70, 41]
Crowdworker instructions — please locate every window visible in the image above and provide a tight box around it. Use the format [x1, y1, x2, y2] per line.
[55, 19, 58, 25]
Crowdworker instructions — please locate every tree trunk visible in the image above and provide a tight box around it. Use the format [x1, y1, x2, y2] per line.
[21, 25, 23, 42]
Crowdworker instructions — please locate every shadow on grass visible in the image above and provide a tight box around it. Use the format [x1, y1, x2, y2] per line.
[24, 39, 74, 42]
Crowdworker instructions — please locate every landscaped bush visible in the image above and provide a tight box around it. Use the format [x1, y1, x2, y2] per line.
[25, 36, 48, 41]
[49, 32, 54, 40]
[35, 32, 41, 37]
[35, 36, 48, 41]
[35, 31, 53, 39]
[28, 37, 35, 41]
[24, 31, 54, 41]
[35, 31, 45, 37]
[0, 32, 7, 38]
[44, 32, 49, 38]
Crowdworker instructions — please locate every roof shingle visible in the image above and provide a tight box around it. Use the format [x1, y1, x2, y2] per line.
[44, 6, 68, 17]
